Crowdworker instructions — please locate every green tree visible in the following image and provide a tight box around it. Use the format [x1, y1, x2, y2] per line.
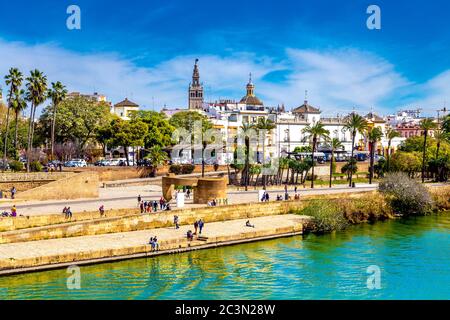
[25, 69, 47, 172]
[145, 145, 168, 176]
[240, 122, 255, 191]
[39, 96, 111, 156]
[302, 122, 329, 188]
[326, 137, 343, 188]
[390, 151, 422, 178]
[130, 110, 174, 148]
[385, 127, 401, 172]
[4, 68, 23, 168]
[256, 118, 276, 189]
[47, 81, 67, 160]
[110, 119, 148, 166]
[343, 113, 368, 187]
[366, 127, 383, 184]
[419, 118, 437, 183]
[442, 115, 450, 137]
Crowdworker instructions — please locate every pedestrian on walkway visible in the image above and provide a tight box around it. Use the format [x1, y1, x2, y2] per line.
[186, 189, 191, 199]
[194, 220, 199, 235]
[66, 207, 72, 220]
[198, 219, 204, 234]
[10, 186, 16, 200]
[174, 215, 180, 229]
[99, 205, 105, 217]
[138, 194, 142, 206]
[62, 206, 68, 218]
[140, 201, 145, 214]
[153, 200, 158, 212]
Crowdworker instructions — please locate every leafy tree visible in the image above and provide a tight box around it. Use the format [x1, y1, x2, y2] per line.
[343, 113, 368, 186]
[47, 81, 67, 160]
[442, 115, 450, 137]
[390, 151, 422, 178]
[39, 96, 111, 156]
[110, 118, 148, 166]
[366, 127, 383, 184]
[4, 68, 23, 168]
[419, 118, 437, 182]
[342, 158, 358, 179]
[130, 110, 174, 148]
[302, 122, 329, 188]
[293, 145, 312, 153]
[385, 127, 401, 172]
[25, 69, 47, 172]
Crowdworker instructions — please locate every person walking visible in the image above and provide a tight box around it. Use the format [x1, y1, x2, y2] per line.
[198, 219, 204, 234]
[174, 215, 180, 229]
[137, 195, 142, 206]
[66, 207, 72, 220]
[10, 186, 16, 200]
[186, 189, 191, 199]
[194, 220, 199, 235]
[99, 205, 105, 217]
[62, 206, 68, 218]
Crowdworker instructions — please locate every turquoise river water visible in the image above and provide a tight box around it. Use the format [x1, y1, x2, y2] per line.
[0, 214, 449, 300]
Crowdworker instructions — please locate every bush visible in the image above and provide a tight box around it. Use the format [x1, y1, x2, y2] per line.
[181, 164, 195, 174]
[8, 160, 23, 172]
[340, 193, 393, 223]
[379, 172, 433, 216]
[169, 164, 181, 175]
[299, 200, 349, 233]
[30, 161, 43, 172]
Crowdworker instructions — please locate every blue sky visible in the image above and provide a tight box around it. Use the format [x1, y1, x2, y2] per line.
[0, 0, 449, 116]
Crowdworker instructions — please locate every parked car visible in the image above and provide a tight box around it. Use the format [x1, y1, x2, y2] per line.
[65, 159, 87, 167]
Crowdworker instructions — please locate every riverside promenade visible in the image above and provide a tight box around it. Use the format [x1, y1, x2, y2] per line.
[0, 214, 308, 275]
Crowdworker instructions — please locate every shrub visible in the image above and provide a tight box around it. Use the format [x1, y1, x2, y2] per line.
[340, 193, 393, 223]
[181, 164, 195, 174]
[429, 185, 450, 211]
[8, 160, 23, 172]
[30, 161, 43, 172]
[169, 164, 182, 175]
[299, 199, 349, 233]
[379, 172, 433, 216]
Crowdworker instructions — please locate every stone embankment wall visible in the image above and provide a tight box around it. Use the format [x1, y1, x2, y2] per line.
[0, 200, 308, 244]
[15, 172, 99, 201]
[0, 172, 75, 194]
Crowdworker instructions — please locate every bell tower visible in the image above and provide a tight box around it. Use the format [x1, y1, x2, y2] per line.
[188, 59, 204, 110]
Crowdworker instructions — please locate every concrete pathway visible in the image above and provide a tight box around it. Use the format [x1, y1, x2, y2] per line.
[0, 184, 378, 216]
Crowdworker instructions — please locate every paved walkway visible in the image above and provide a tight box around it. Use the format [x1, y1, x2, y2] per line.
[0, 184, 378, 216]
[0, 214, 307, 271]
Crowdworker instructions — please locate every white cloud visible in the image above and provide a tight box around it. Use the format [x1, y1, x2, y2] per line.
[0, 39, 446, 116]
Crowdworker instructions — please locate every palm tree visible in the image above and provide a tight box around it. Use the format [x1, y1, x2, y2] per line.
[11, 89, 27, 158]
[256, 118, 276, 189]
[343, 113, 368, 187]
[145, 145, 168, 176]
[385, 127, 401, 172]
[434, 129, 447, 159]
[366, 127, 383, 184]
[419, 118, 437, 183]
[326, 137, 343, 188]
[302, 122, 329, 188]
[47, 81, 67, 161]
[25, 70, 48, 172]
[240, 122, 255, 191]
[4, 68, 23, 170]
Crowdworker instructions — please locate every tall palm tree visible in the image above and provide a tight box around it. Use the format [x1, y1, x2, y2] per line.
[47, 81, 67, 161]
[302, 122, 329, 188]
[241, 122, 255, 191]
[434, 129, 447, 159]
[385, 127, 401, 172]
[3, 68, 23, 170]
[326, 137, 343, 188]
[343, 113, 368, 187]
[366, 127, 383, 184]
[256, 118, 276, 189]
[11, 89, 27, 158]
[419, 118, 437, 183]
[25, 70, 48, 172]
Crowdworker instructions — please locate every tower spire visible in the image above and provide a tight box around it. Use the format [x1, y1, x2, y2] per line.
[188, 59, 204, 110]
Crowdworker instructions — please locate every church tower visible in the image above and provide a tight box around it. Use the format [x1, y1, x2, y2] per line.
[188, 59, 204, 110]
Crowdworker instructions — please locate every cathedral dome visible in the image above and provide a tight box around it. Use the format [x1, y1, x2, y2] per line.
[239, 73, 264, 106]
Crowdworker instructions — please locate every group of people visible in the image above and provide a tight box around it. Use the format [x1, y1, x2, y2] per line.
[261, 191, 270, 202]
[62, 206, 73, 219]
[186, 219, 205, 241]
[207, 199, 218, 207]
[138, 195, 171, 214]
[148, 236, 159, 252]
[1, 205, 17, 217]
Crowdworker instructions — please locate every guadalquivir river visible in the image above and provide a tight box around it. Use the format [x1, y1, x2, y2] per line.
[0, 214, 449, 300]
